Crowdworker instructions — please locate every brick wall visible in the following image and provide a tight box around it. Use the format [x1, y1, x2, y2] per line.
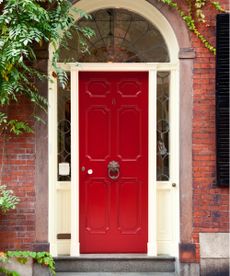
[0, 98, 36, 250]
[0, 0, 229, 262]
[191, 0, 229, 262]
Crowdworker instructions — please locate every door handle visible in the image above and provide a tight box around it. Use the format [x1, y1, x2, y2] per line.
[81, 166, 93, 175]
[108, 161, 120, 180]
[87, 169, 93, 175]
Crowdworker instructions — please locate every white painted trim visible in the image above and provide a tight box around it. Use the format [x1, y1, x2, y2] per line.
[56, 182, 71, 191]
[66, 63, 177, 72]
[48, 63, 180, 256]
[48, 75, 58, 256]
[71, 63, 160, 256]
[148, 68, 157, 256]
[169, 68, 180, 257]
[57, 240, 71, 256]
[56, 63, 178, 72]
[70, 70, 80, 256]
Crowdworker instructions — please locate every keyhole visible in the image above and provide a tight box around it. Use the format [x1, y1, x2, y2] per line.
[112, 98, 116, 105]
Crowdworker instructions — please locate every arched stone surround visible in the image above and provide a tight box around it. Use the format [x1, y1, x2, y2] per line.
[145, 0, 196, 256]
[34, 0, 195, 259]
[69, 1, 195, 253]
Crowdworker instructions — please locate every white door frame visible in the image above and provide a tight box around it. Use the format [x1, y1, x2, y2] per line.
[72, 63, 158, 256]
[48, 62, 179, 256]
[48, 0, 180, 257]
[57, 62, 179, 256]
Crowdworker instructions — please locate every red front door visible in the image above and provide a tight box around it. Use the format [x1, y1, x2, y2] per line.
[79, 72, 148, 253]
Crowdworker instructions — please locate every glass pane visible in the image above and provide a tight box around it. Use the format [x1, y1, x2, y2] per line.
[59, 9, 169, 63]
[157, 72, 170, 181]
[58, 73, 71, 181]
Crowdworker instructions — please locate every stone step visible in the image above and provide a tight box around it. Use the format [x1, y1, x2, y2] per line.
[55, 255, 175, 273]
[56, 273, 176, 276]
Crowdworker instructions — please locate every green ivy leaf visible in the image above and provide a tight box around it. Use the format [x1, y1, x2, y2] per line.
[0, 0, 94, 135]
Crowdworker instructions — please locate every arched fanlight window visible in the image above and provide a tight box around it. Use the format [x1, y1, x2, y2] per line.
[59, 8, 170, 62]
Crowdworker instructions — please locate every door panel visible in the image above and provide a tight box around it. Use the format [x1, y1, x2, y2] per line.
[79, 72, 148, 253]
[86, 106, 111, 160]
[85, 178, 110, 234]
[118, 79, 142, 97]
[117, 106, 142, 160]
[118, 178, 142, 234]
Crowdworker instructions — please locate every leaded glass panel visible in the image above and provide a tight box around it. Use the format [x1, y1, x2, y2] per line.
[157, 72, 170, 180]
[58, 73, 71, 181]
[59, 9, 169, 62]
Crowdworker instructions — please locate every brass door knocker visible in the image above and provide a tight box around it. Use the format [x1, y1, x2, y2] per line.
[108, 160, 120, 180]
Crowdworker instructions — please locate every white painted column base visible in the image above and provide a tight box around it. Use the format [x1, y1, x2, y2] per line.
[71, 242, 80, 256]
[147, 242, 157, 256]
[49, 243, 58, 257]
[57, 240, 71, 256]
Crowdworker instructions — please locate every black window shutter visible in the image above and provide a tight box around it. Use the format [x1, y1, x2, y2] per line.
[216, 13, 229, 187]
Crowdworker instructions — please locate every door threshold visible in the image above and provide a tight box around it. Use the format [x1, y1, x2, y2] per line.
[54, 254, 176, 273]
[55, 254, 175, 260]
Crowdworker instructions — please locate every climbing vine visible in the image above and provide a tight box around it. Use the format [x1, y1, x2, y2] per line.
[0, 0, 94, 135]
[0, 185, 19, 213]
[0, 251, 55, 275]
[159, 0, 226, 54]
[0, 0, 226, 134]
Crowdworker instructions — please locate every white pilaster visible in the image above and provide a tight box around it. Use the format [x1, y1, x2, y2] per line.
[147, 68, 157, 256]
[70, 70, 80, 256]
[48, 69, 58, 257]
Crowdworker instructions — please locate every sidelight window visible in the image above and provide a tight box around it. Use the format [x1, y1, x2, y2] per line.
[57, 73, 71, 181]
[157, 71, 170, 180]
